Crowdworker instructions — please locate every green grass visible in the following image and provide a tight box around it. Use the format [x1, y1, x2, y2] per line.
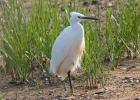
[105, 0, 140, 69]
[0, 90, 9, 100]
[0, 0, 140, 86]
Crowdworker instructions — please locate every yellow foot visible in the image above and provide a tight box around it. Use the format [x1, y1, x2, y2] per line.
[71, 93, 76, 96]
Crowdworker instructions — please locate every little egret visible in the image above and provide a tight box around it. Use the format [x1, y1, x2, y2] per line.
[50, 12, 98, 94]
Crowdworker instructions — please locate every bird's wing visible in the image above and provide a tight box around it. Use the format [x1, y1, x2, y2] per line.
[50, 27, 72, 74]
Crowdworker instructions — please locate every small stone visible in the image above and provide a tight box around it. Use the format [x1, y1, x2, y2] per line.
[49, 90, 54, 95]
[3, 86, 8, 89]
[94, 94, 98, 99]
[122, 80, 128, 83]
[134, 80, 139, 83]
[39, 91, 42, 94]
[129, 79, 134, 83]
[108, 3, 113, 7]
[122, 68, 127, 70]
[94, 94, 104, 99]
[45, 78, 48, 81]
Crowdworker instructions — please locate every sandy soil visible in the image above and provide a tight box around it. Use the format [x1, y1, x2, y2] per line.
[0, 58, 140, 100]
[0, 0, 140, 100]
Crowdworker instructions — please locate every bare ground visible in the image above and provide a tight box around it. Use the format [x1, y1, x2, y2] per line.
[0, 58, 140, 100]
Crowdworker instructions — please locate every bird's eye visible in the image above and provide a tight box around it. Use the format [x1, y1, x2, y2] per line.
[78, 16, 81, 18]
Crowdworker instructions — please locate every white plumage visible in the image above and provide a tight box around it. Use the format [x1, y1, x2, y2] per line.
[50, 12, 85, 80]
[50, 12, 98, 94]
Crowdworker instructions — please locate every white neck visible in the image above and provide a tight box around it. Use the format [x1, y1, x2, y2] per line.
[69, 17, 80, 26]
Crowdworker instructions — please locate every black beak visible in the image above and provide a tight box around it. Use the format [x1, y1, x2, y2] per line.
[78, 16, 99, 20]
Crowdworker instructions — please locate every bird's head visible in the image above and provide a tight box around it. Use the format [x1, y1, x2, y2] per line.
[69, 12, 98, 26]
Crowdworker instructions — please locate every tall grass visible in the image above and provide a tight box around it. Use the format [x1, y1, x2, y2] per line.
[0, 0, 31, 81]
[105, 0, 140, 69]
[0, 0, 140, 87]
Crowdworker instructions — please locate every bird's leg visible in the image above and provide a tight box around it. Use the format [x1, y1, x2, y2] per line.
[68, 71, 73, 95]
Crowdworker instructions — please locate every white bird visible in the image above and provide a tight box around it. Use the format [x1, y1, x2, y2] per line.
[50, 12, 98, 94]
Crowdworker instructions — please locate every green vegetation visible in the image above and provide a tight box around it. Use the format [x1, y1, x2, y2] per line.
[0, 90, 9, 100]
[0, 0, 140, 87]
[105, 0, 140, 69]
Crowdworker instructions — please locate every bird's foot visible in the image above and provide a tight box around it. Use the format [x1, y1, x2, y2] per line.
[71, 93, 76, 96]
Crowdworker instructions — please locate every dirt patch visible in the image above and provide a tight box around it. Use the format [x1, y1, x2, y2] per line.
[0, 58, 140, 100]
